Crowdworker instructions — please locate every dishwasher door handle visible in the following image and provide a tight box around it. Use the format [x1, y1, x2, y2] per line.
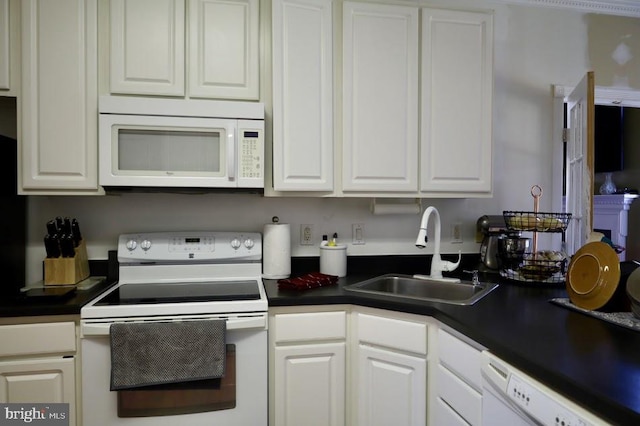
[81, 315, 267, 337]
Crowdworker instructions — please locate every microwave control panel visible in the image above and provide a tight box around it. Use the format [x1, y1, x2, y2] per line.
[240, 130, 262, 179]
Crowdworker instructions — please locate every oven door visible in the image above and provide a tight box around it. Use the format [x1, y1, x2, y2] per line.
[81, 314, 267, 426]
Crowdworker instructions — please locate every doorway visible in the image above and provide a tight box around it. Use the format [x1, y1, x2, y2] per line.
[552, 83, 640, 257]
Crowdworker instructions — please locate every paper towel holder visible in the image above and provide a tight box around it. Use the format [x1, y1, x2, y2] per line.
[370, 198, 421, 215]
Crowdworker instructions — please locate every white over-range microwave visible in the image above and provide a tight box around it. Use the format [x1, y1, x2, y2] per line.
[99, 96, 264, 189]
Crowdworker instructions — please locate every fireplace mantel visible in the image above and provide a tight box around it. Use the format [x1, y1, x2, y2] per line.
[593, 194, 639, 260]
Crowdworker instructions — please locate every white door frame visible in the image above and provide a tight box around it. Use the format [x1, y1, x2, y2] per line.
[551, 84, 640, 251]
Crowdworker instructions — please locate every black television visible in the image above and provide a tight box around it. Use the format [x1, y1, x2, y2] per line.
[594, 105, 624, 173]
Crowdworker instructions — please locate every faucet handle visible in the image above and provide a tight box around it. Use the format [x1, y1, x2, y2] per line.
[441, 250, 462, 272]
[463, 269, 480, 286]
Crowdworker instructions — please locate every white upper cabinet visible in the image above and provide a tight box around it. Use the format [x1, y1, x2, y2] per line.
[420, 8, 493, 195]
[20, 0, 100, 194]
[272, 0, 334, 191]
[110, 0, 185, 96]
[0, 0, 10, 92]
[342, 2, 419, 192]
[268, 1, 494, 197]
[109, 0, 259, 100]
[0, 0, 20, 96]
[188, 0, 259, 99]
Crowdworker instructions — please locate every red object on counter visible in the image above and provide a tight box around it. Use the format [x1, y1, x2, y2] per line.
[277, 272, 339, 291]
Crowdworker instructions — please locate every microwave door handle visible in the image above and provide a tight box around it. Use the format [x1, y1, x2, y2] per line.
[227, 129, 236, 181]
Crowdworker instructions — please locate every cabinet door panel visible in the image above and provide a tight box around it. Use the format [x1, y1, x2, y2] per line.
[272, 0, 333, 191]
[437, 364, 481, 425]
[20, 0, 99, 192]
[189, 0, 259, 99]
[274, 343, 345, 426]
[342, 2, 418, 192]
[0, 358, 75, 425]
[357, 344, 426, 426]
[110, 0, 185, 96]
[421, 9, 493, 194]
[438, 328, 483, 390]
[0, 0, 9, 91]
[434, 397, 471, 426]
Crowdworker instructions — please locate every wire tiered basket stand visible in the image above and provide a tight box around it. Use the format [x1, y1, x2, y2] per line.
[500, 185, 572, 286]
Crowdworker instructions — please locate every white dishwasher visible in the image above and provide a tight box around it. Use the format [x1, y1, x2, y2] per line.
[481, 351, 610, 426]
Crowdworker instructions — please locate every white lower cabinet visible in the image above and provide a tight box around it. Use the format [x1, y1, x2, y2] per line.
[0, 357, 75, 404]
[357, 344, 426, 426]
[0, 319, 78, 426]
[433, 396, 472, 426]
[431, 326, 484, 426]
[270, 307, 347, 426]
[352, 310, 428, 426]
[270, 306, 494, 426]
[273, 343, 346, 426]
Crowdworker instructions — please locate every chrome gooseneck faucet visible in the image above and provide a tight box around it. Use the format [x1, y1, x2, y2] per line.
[414, 206, 461, 281]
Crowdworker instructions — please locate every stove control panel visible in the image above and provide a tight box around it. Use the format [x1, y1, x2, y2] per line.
[118, 231, 261, 263]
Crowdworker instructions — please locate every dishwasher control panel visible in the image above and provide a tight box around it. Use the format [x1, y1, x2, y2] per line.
[507, 374, 591, 426]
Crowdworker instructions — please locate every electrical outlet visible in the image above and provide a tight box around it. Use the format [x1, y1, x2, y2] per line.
[300, 224, 314, 245]
[352, 223, 365, 245]
[452, 223, 463, 244]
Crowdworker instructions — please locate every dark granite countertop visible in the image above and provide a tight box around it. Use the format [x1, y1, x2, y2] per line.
[0, 278, 117, 318]
[0, 256, 118, 318]
[2, 254, 639, 423]
[265, 256, 640, 425]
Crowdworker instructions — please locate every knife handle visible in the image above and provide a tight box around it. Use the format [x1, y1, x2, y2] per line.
[46, 220, 58, 235]
[63, 217, 72, 235]
[60, 234, 76, 258]
[55, 216, 64, 231]
[71, 219, 82, 246]
[44, 234, 61, 258]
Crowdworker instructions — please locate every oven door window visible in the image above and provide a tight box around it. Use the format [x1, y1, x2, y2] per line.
[117, 344, 236, 417]
[116, 127, 225, 176]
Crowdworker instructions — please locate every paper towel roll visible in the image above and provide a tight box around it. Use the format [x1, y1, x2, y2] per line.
[263, 223, 291, 279]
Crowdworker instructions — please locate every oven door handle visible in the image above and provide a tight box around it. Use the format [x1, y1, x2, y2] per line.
[81, 316, 267, 337]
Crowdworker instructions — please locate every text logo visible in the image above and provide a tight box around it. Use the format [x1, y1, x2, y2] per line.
[0, 404, 69, 425]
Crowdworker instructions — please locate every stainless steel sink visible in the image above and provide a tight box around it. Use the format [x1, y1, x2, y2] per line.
[344, 274, 498, 305]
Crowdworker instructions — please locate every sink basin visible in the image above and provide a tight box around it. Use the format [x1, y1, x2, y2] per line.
[344, 274, 498, 305]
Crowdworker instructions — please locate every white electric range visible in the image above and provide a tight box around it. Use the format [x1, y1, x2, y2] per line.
[80, 231, 267, 426]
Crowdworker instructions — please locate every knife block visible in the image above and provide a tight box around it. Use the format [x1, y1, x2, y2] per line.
[44, 239, 90, 285]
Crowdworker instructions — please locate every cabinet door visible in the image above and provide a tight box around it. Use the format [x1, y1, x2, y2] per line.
[420, 9, 493, 195]
[20, 0, 100, 193]
[274, 342, 346, 426]
[357, 344, 426, 426]
[0, 0, 9, 91]
[0, 0, 19, 95]
[0, 357, 75, 425]
[188, 0, 259, 100]
[272, 0, 333, 191]
[110, 0, 185, 96]
[433, 396, 471, 426]
[342, 2, 418, 192]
